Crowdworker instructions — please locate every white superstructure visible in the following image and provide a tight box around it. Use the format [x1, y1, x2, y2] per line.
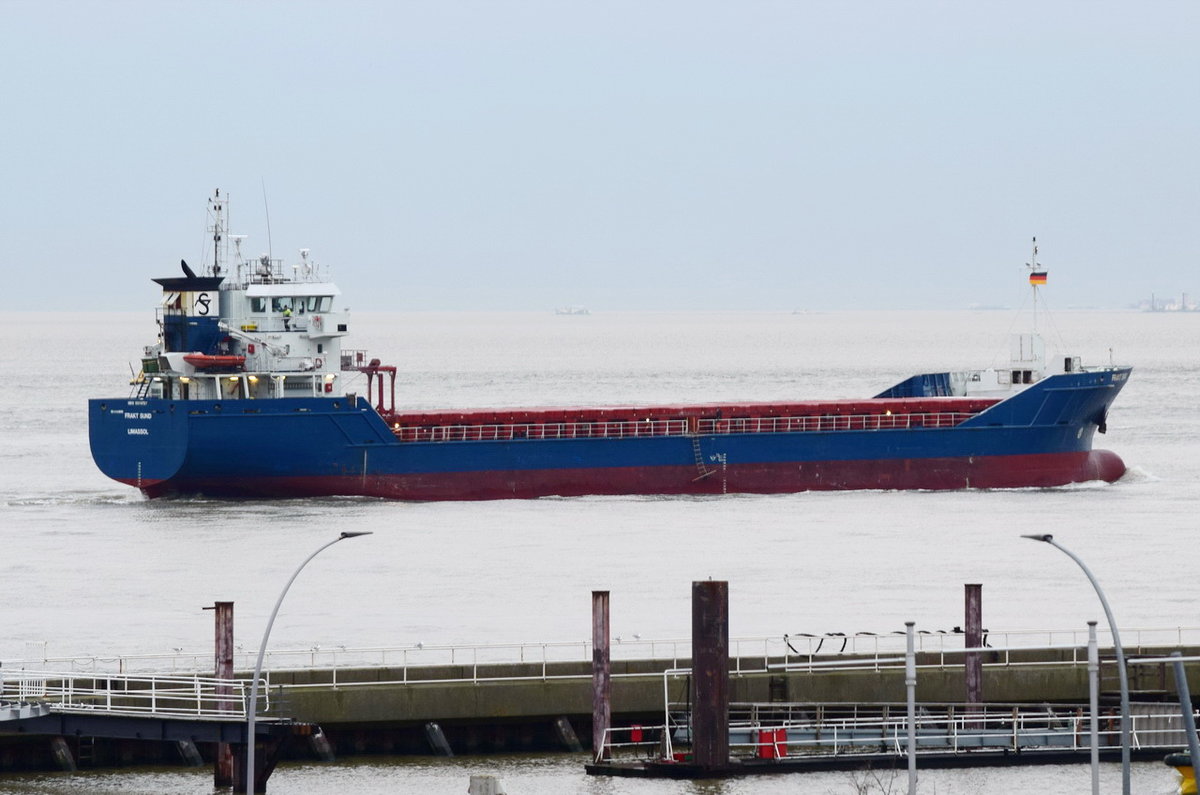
[135, 190, 370, 402]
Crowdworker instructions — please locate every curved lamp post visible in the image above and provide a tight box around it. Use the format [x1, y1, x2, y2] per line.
[245, 531, 372, 793]
[1022, 533, 1129, 795]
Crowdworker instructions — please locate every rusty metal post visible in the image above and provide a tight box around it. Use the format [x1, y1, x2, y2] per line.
[691, 580, 729, 771]
[591, 590, 611, 762]
[965, 583, 983, 710]
[210, 601, 235, 788]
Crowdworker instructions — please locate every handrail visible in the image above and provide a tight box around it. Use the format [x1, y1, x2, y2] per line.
[390, 411, 980, 443]
[599, 703, 1198, 763]
[5, 626, 1198, 677]
[0, 670, 253, 719]
[696, 412, 975, 434]
[394, 419, 690, 443]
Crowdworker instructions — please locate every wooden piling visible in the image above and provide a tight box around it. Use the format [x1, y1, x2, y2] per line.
[210, 601, 235, 787]
[592, 591, 611, 761]
[965, 584, 983, 709]
[691, 580, 730, 772]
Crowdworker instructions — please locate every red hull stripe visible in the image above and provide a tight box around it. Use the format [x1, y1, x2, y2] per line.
[129, 450, 1126, 501]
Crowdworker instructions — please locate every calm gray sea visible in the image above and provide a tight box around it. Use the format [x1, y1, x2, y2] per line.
[1, 308, 1196, 793]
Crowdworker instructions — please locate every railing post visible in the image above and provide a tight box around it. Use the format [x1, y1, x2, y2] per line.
[1088, 621, 1100, 795]
[905, 621, 917, 795]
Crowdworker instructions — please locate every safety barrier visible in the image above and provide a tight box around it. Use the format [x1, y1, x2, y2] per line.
[392, 410, 979, 443]
[6, 626, 1198, 678]
[600, 701, 1196, 763]
[0, 670, 254, 719]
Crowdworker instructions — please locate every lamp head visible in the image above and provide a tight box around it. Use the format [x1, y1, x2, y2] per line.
[339, 531, 373, 540]
[1021, 533, 1054, 543]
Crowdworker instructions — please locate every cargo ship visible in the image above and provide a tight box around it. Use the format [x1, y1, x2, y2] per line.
[88, 194, 1131, 500]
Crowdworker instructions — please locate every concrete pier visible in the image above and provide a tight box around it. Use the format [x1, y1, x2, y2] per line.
[264, 641, 1197, 757]
[3, 642, 1199, 773]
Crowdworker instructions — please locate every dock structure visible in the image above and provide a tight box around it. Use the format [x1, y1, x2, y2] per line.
[5, 630, 1200, 763]
[5, 622, 1200, 781]
[586, 697, 1198, 778]
[582, 582, 1199, 780]
[0, 668, 316, 791]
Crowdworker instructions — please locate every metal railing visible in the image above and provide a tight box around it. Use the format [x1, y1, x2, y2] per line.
[0, 670, 254, 719]
[6, 626, 1198, 679]
[394, 419, 690, 443]
[391, 410, 980, 443]
[697, 412, 976, 434]
[601, 702, 1197, 763]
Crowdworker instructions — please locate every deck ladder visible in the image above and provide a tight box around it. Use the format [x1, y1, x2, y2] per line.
[690, 436, 714, 481]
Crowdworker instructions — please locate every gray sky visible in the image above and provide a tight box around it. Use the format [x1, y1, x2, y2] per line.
[3, 1, 1196, 311]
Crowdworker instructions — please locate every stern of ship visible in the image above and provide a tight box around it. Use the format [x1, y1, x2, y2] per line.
[89, 398, 189, 495]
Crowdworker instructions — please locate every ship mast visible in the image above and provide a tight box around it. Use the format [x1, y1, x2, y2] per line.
[1026, 236, 1047, 333]
[208, 189, 227, 277]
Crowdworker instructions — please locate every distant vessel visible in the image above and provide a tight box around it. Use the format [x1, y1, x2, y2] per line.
[555, 305, 590, 315]
[1141, 293, 1197, 312]
[89, 208, 1131, 500]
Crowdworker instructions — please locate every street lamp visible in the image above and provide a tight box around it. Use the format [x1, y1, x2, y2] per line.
[1022, 533, 1130, 795]
[245, 531, 372, 793]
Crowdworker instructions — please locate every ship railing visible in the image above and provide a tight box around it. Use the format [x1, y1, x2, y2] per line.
[6, 626, 1199, 678]
[0, 670, 252, 719]
[394, 418, 691, 443]
[391, 411, 980, 443]
[341, 349, 370, 371]
[648, 701, 1194, 761]
[696, 411, 976, 434]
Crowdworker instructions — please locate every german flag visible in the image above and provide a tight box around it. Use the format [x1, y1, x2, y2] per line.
[1029, 271, 1047, 286]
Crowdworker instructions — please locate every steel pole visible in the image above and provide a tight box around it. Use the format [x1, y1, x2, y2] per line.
[1087, 620, 1099, 795]
[1170, 652, 1200, 779]
[906, 621, 917, 795]
[1022, 534, 1130, 795]
[245, 532, 370, 794]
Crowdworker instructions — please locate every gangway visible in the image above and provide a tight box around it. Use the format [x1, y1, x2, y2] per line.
[0, 670, 317, 792]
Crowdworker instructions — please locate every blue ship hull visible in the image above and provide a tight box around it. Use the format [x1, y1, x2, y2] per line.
[88, 368, 1131, 500]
